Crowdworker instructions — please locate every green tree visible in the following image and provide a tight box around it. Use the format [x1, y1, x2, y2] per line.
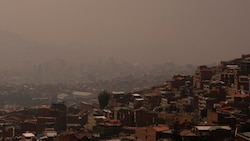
[98, 90, 110, 109]
[172, 118, 181, 141]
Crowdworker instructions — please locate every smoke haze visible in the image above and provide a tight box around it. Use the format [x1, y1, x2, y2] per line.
[0, 0, 249, 67]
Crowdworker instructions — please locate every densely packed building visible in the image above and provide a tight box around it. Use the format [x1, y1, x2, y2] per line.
[0, 54, 249, 141]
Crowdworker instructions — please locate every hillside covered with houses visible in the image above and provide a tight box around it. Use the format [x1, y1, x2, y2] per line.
[0, 54, 250, 141]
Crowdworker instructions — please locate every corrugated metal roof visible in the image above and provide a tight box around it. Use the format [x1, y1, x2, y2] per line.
[195, 126, 231, 131]
[132, 93, 141, 97]
[23, 133, 35, 137]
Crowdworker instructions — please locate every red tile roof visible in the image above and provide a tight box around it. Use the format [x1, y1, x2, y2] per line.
[234, 94, 250, 98]
[152, 125, 169, 132]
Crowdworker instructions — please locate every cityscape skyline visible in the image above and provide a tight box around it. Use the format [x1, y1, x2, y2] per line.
[0, 1, 249, 140]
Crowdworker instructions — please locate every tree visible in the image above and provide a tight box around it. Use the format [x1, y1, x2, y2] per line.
[172, 118, 181, 141]
[98, 90, 110, 109]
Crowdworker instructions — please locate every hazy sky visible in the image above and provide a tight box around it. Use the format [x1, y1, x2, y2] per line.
[0, 0, 249, 65]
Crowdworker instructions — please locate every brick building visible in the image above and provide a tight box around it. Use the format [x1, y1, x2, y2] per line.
[134, 107, 158, 127]
[135, 125, 169, 141]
